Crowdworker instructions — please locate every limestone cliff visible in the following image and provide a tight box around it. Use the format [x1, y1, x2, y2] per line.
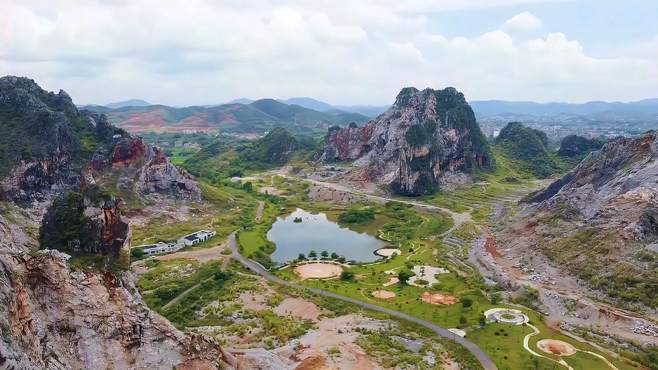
[322, 87, 490, 195]
[0, 76, 200, 204]
[111, 136, 201, 201]
[500, 133, 658, 310]
[0, 76, 233, 369]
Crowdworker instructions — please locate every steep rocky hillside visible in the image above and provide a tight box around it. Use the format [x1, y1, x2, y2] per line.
[0, 76, 234, 369]
[502, 133, 658, 310]
[87, 99, 368, 135]
[322, 87, 491, 196]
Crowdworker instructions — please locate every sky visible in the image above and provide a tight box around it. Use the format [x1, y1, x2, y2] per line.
[1, 0, 657, 106]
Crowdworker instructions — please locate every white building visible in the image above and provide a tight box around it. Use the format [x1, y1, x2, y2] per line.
[138, 242, 183, 256]
[179, 230, 217, 246]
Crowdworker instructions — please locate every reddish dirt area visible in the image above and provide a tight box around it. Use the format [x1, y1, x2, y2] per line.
[484, 237, 500, 258]
[294, 355, 330, 370]
[421, 292, 458, 305]
[372, 290, 396, 299]
[537, 339, 577, 356]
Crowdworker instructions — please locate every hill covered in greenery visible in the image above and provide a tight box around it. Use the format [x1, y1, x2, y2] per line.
[493, 122, 564, 178]
[184, 127, 319, 182]
[558, 134, 605, 159]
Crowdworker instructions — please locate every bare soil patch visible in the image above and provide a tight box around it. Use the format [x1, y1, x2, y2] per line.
[259, 186, 284, 196]
[372, 290, 396, 299]
[375, 248, 402, 257]
[484, 237, 500, 258]
[421, 292, 458, 305]
[156, 243, 227, 263]
[537, 339, 577, 356]
[383, 277, 399, 287]
[294, 354, 330, 370]
[274, 297, 321, 322]
[294, 263, 343, 280]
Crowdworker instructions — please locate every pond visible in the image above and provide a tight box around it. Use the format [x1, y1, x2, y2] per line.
[267, 208, 386, 263]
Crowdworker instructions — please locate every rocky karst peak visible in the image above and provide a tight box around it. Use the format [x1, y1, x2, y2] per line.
[322, 86, 490, 195]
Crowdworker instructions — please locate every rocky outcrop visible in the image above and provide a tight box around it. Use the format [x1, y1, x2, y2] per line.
[0, 249, 230, 370]
[530, 132, 658, 220]
[502, 132, 658, 310]
[111, 137, 201, 201]
[322, 87, 490, 195]
[0, 76, 201, 204]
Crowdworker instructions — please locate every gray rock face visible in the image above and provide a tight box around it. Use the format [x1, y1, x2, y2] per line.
[111, 137, 201, 201]
[0, 250, 227, 370]
[0, 76, 201, 203]
[532, 132, 658, 231]
[322, 87, 490, 195]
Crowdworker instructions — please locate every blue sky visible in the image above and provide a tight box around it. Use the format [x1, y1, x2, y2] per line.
[432, 0, 658, 56]
[1, 0, 657, 106]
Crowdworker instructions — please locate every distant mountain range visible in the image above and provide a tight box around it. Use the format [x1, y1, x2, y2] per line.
[85, 94, 658, 135]
[470, 99, 658, 122]
[105, 99, 151, 109]
[84, 98, 369, 135]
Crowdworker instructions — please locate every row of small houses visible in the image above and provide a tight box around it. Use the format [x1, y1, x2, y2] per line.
[136, 230, 217, 256]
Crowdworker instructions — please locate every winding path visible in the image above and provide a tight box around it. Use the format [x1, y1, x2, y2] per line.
[227, 231, 497, 370]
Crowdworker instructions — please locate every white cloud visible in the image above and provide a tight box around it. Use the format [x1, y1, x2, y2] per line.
[502, 11, 543, 31]
[0, 0, 655, 106]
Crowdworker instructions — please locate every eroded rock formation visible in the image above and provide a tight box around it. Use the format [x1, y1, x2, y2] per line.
[112, 137, 201, 201]
[322, 87, 490, 195]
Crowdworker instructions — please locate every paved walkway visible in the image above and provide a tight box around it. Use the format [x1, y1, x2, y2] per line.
[227, 231, 497, 370]
[255, 200, 265, 222]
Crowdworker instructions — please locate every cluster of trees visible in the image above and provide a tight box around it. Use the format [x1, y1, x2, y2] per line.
[338, 207, 375, 224]
[297, 250, 346, 263]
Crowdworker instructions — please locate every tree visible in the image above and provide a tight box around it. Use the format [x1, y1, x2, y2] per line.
[340, 271, 355, 281]
[309, 250, 317, 258]
[298, 253, 306, 261]
[331, 252, 339, 259]
[321, 250, 329, 258]
[337, 256, 346, 263]
[398, 269, 415, 284]
[461, 297, 473, 309]
[242, 181, 253, 192]
[131, 247, 144, 259]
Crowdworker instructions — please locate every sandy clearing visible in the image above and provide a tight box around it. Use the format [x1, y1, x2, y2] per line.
[537, 339, 577, 356]
[382, 277, 399, 287]
[421, 292, 458, 305]
[156, 242, 227, 263]
[372, 290, 396, 299]
[274, 297, 321, 322]
[295, 263, 343, 280]
[238, 291, 272, 311]
[374, 248, 402, 257]
[259, 186, 284, 196]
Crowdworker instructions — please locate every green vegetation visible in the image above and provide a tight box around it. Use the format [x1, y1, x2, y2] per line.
[558, 135, 605, 158]
[184, 128, 320, 181]
[338, 206, 375, 224]
[494, 122, 561, 178]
